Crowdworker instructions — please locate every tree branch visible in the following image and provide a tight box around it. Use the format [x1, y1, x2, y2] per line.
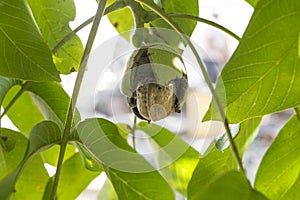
[50, 0, 108, 199]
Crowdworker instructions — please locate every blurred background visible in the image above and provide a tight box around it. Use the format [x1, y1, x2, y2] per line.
[2, 0, 293, 199]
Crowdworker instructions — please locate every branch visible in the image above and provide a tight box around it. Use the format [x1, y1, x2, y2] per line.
[50, 0, 108, 199]
[169, 13, 240, 41]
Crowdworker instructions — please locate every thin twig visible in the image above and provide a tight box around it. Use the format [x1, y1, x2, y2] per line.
[50, 0, 108, 199]
[132, 116, 137, 150]
[169, 13, 240, 41]
[0, 82, 30, 119]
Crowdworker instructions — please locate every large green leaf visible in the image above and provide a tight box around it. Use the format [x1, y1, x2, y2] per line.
[190, 171, 267, 200]
[205, 0, 300, 123]
[76, 118, 175, 200]
[57, 153, 100, 200]
[0, 0, 60, 81]
[27, 0, 84, 74]
[188, 118, 261, 199]
[0, 127, 53, 200]
[150, 0, 198, 36]
[137, 122, 199, 196]
[255, 115, 300, 199]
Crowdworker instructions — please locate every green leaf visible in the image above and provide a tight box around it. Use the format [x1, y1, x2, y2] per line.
[188, 118, 261, 199]
[0, 131, 16, 152]
[76, 118, 175, 200]
[27, 121, 62, 155]
[0, 129, 28, 181]
[12, 156, 49, 200]
[0, 121, 61, 199]
[205, 0, 300, 123]
[57, 153, 101, 200]
[0, 76, 20, 105]
[27, 0, 84, 74]
[77, 118, 150, 171]
[3, 82, 79, 136]
[0, 128, 50, 200]
[255, 115, 300, 199]
[98, 179, 118, 200]
[0, 0, 60, 81]
[188, 145, 236, 200]
[280, 173, 300, 200]
[107, 1, 134, 41]
[150, 0, 199, 36]
[26, 82, 74, 129]
[2, 85, 44, 137]
[190, 171, 267, 200]
[103, 165, 175, 200]
[138, 122, 199, 196]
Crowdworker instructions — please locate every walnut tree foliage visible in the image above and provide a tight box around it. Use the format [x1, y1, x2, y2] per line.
[0, 0, 300, 199]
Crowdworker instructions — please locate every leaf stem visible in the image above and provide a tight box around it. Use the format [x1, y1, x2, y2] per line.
[52, 0, 126, 53]
[169, 13, 240, 41]
[50, 0, 108, 199]
[132, 116, 137, 149]
[0, 82, 30, 120]
[135, 0, 245, 174]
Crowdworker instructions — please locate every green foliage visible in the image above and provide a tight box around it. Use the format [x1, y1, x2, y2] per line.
[27, 0, 84, 74]
[205, 0, 300, 123]
[138, 122, 199, 196]
[190, 171, 267, 200]
[188, 118, 261, 199]
[0, 0, 60, 81]
[0, 0, 300, 199]
[2, 85, 44, 137]
[0, 127, 52, 200]
[76, 118, 175, 199]
[56, 153, 101, 200]
[255, 115, 300, 199]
